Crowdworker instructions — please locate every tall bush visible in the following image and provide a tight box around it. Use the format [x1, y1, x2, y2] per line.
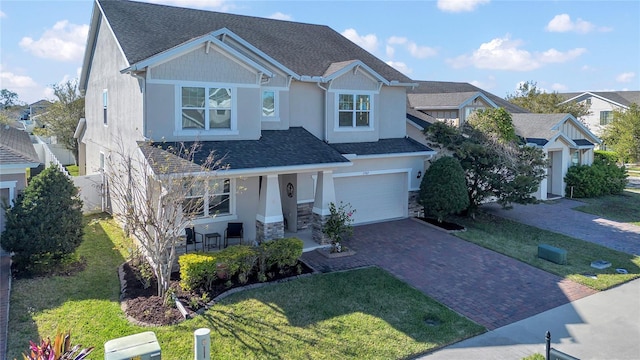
[565, 154, 627, 198]
[1, 166, 83, 274]
[419, 156, 469, 222]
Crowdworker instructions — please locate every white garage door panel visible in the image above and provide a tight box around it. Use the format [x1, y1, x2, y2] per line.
[335, 173, 406, 224]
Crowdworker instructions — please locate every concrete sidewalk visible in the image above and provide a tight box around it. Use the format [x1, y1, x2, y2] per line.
[420, 278, 640, 360]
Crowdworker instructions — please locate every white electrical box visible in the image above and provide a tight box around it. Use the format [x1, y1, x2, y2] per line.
[104, 331, 161, 360]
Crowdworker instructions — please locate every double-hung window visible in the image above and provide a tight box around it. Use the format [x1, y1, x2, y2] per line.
[182, 178, 232, 218]
[102, 89, 108, 125]
[181, 86, 232, 130]
[338, 93, 371, 128]
[599, 111, 613, 125]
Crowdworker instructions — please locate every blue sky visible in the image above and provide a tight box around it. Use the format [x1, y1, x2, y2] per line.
[1, 0, 639, 104]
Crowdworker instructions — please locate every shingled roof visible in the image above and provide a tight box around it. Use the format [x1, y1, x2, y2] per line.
[96, 0, 412, 83]
[408, 81, 529, 114]
[511, 113, 597, 147]
[139, 127, 350, 175]
[329, 137, 434, 156]
[559, 91, 640, 108]
[0, 125, 40, 166]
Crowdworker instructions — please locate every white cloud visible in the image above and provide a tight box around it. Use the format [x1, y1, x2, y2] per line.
[268, 12, 292, 21]
[447, 35, 585, 71]
[546, 14, 611, 34]
[386, 61, 412, 75]
[437, 0, 490, 13]
[616, 72, 636, 83]
[470, 76, 496, 91]
[341, 28, 379, 54]
[19, 20, 89, 62]
[0, 65, 49, 104]
[386, 36, 436, 59]
[0, 10, 6, 18]
[551, 83, 568, 91]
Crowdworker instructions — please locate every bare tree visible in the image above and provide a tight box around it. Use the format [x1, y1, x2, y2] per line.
[105, 139, 225, 299]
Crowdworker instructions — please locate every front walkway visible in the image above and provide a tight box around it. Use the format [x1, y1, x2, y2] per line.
[483, 199, 640, 255]
[302, 219, 596, 330]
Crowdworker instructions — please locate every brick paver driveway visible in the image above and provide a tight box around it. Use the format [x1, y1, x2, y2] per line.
[302, 219, 596, 330]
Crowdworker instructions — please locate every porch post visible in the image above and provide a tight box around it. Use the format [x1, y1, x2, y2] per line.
[312, 170, 336, 245]
[256, 174, 284, 242]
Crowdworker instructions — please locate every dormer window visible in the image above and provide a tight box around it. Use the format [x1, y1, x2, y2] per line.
[181, 86, 233, 130]
[338, 93, 372, 128]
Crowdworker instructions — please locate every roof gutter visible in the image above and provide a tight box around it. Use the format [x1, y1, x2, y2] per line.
[158, 160, 353, 179]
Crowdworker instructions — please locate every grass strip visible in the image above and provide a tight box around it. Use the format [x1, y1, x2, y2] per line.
[454, 212, 640, 291]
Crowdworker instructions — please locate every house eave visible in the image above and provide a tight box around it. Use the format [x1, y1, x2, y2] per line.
[343, 151, 436, 160]
[159, 161, 352, 179]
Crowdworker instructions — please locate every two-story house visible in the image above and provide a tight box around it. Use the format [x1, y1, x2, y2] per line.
[558, 91, 640, 137]
[78, 0, 435, 245]
[406, 81, 600, 201]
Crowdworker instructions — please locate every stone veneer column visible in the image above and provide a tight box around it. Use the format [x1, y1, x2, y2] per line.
[256, 219, 285, 243]
[311, 170, 336, 245]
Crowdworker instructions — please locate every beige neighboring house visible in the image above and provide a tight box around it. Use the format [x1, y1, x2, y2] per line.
[511, 113, 600, 200]
[405, 81, 602, 201]
[0, 126, 40, 232]
[558, 91, 640, 136]
[77, 0, 435, 245]
[406, 81, 529, 146]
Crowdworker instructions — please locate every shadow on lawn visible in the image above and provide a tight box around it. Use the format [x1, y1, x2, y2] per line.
[6, 214, 127, 359]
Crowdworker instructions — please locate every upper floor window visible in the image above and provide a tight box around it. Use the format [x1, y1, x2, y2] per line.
[262, 90, 277, 120]
[183, 178, 232, 218]
[181, 86, 232, 130]
[338, 93, 371, 128]
[585, 98, 592, 105]
[599, 111, 613, 125]
[102, 89, 108, 125]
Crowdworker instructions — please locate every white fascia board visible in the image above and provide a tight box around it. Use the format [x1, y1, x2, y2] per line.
[414, 106, 457, 110]
[343, 151, 436, 160]
[74, 118, 86, 139]
[79, 3, 101, 92]
[122, 35, 273, 78]
[559, 92, 591, 104]
[323, 60, 389, 85]
[160, 161, 353, 179]
[546, 133, 577, 149]
[211, 28, 299, 79]
[559, 114, 602, 144]
[459, 92, 498, 109]
[407, 119, 424, 131]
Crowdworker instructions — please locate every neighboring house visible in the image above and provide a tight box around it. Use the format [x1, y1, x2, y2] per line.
[0, 125, 40, 232]
[78, 0, 435, 244]
[405, 81, 601, 201]
[406, 81, 529, 146]
[511, 113, 600, 200]
[558, 91, 640, 136]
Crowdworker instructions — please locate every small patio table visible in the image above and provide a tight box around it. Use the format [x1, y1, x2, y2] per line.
[204, 232, 221, 250]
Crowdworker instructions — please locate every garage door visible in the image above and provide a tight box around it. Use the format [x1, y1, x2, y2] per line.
[334, 172, 407, 224]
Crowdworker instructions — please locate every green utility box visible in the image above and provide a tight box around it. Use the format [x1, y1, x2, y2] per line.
[104, 331, 161, 360]
[538, 244, 567, 265]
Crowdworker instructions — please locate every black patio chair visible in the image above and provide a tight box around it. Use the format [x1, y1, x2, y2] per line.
[185, 227, 204, 252]
[224, 222, 243, 248]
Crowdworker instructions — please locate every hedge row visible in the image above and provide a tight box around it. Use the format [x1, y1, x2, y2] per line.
[565, 153, 628, 198]
[179, 237, 303, 291]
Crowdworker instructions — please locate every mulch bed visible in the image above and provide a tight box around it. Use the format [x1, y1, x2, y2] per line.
[121, 260, 314, 326]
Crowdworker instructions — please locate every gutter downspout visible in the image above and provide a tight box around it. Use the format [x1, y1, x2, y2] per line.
[129, 71, 147, 138]
[317, 82, 329, 142]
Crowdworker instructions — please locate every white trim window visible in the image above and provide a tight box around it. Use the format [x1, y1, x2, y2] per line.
[183, 178, 233, 218]
[180, 86, 234, 131]
[571, 151, 581, 166]
[337, 93, 372, 128]
[261, 89, 278, 121]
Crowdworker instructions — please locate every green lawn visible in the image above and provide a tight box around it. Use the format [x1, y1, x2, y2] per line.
[571, 190, 640, 226]
[454, 212, 640, 291]
[7, 216, 483, 360]
[64, 164, 79, 176]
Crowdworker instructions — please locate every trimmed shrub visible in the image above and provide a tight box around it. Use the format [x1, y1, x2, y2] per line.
[1, 166, 83, 275]
[419, 156, 469, 222]
[216, 245, 258, 284]
[565, 155, 627, 198]
[179, 253, 217, 291]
